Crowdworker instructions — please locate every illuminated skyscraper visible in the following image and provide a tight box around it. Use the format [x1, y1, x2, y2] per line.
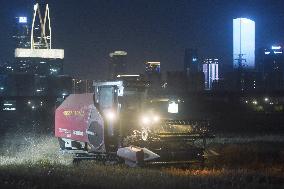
[109, 51, 127, 79]
[233, 18, 255, 69]
[203, 58, 219, 90]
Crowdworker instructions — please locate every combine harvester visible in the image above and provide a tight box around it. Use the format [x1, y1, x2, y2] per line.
[55, 79, 214, 166]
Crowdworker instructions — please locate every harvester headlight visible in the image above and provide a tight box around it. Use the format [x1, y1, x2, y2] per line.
[153, 115, 160, 123]
[141, 114, 160, 125]
[168, 101, 178, 114]
[141, 116, 151, 125]
[105, 110, 116, 121]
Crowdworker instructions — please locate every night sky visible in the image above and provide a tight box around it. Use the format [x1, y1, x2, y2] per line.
[0, 0, 284, 79]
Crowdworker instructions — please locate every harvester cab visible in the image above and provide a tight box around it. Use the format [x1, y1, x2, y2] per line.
[55, 79, 213, 166]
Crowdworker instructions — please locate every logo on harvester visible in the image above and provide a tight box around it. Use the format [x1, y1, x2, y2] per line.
[58, 128, 71, 134]
[73, 130, 84, 136]
[86, 130, 95, 136]
[63, 110, 85, 116]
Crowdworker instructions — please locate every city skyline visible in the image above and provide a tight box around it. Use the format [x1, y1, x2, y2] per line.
[0, 0, 284, 79]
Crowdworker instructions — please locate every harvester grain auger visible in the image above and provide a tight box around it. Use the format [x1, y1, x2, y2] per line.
[55, 80, 214, 167]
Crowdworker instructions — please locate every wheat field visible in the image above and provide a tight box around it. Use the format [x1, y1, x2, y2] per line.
[0, 133, 283, 189]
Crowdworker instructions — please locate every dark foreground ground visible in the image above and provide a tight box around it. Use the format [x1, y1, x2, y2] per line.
[0, 134, 283, 189]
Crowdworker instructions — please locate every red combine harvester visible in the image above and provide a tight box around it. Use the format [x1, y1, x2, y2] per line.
[55, 80, 213, 166]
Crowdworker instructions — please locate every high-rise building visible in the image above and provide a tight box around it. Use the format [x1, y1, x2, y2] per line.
[260, 45, 284, 91]
[13, 16, 30, 48]
[109, 51, 127, 79]
[184, 48, 199, 75]
[262, 45, 284, 72]
[145, 62, 160, 74]
[233, 18, 255, 69]
[145, 62, 161, 95]
[202, 58, 219, 90]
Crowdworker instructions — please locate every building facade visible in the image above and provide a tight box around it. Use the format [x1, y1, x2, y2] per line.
[203, 58, 219, 90]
